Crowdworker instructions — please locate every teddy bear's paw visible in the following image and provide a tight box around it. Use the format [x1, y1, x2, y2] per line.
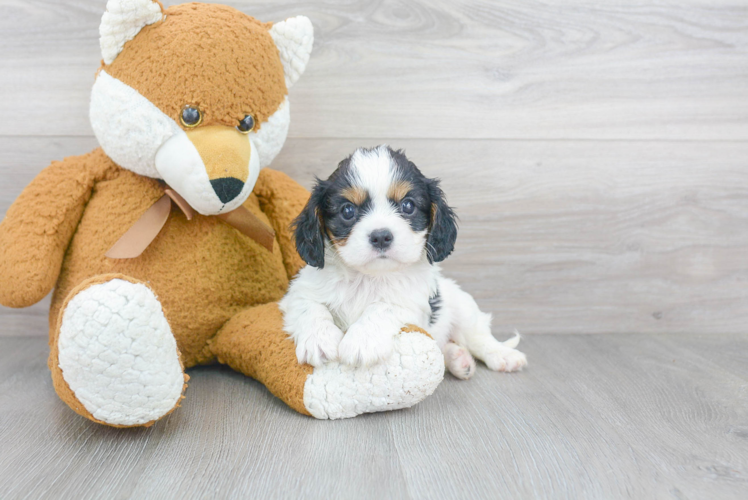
[302, 330, 444, 419]
[57, 278, 186, 426]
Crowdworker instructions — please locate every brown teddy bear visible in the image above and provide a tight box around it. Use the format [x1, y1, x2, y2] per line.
[0, 0, 444, 427]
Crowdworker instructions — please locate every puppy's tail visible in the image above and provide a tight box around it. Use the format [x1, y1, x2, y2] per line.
[502, 329, 521, 349]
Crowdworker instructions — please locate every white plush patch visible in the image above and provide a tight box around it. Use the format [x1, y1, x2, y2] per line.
[270, 16, 314, 89]
[57, 279, 184, 426]
[90, 70, 181, 179]
[100, 0, 163, 65]
[303, 331, 444, 419]
[251, 97, 290, 169]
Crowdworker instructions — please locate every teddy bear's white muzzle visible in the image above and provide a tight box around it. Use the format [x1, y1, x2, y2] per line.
[155, 130, 260, 216]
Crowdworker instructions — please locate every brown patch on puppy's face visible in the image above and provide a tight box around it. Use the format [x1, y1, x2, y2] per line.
[327, 228, 348, 248]
[105, 3, 287, 132]
[387, 180, 413, 203]
[341, 186, 367, 206]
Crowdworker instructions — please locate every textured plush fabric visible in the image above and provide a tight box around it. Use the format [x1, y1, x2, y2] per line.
[42, 155, 301, 368]
[0, 2, 315, 425]
[29, 153, 310, 424]
[189, 125, 252, 181]
[269, 16, 314, 89]
[209, 308, 444, 419]
[49, 273, 188, 428]
[100, 0, 165, 65]
[253, 168, 309, 279]
[302, 325, 444, 419]
[15, 146, 306, 424]
[53, 274, 188, 427]
[250, 97, 291, 170]
[0, 149, 114, 308]
[210, 302, 314, 416]
[105, 3, 287, 132]
[90, 70, 182, 179]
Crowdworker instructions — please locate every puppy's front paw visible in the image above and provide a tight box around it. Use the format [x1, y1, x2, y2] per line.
[338, 323, 394, 367]
[295, 323, 344, 367]
[484, 347, 527, 372]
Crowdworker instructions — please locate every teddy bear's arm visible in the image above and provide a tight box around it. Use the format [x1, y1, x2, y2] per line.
[0, 150, 110, 308]
[253, 168, 310, 279]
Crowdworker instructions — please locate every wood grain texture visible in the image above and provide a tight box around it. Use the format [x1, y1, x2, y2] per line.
[0, 0, 746, 139]
[0, 334, 746, 499]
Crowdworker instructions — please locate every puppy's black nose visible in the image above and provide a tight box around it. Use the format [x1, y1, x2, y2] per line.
[211, 177, 244, 203]
[369, 229, 394, 250]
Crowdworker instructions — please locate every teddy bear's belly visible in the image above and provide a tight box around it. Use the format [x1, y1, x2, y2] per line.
[50, 175, 290, 367]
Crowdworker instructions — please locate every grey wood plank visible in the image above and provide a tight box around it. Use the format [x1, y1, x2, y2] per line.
[2, 137, 747, 336]
[0, 0, 746, 140]
[0, 295, 50, 339]
[0, 335, 745, 499]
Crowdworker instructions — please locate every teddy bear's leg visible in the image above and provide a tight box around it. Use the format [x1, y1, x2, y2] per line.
[49, 274, 187, 427]
[209, 302, 445, 419]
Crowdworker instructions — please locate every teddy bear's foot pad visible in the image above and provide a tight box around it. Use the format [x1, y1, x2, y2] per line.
[303, 330, 444, 419]
[57, 279, 185, 426]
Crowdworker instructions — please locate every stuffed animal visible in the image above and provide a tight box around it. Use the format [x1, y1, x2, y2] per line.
[0, 0, 444, 427]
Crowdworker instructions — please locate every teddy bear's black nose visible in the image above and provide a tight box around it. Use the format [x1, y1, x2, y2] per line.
[211, 177, 244, 204]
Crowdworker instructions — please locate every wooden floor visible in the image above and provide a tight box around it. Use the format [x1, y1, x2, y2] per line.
[0, 334, 746, 499]
[1, 0, 747, 498]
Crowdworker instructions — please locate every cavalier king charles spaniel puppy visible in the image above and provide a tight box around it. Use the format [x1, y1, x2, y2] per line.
[279, 146, 526, 379]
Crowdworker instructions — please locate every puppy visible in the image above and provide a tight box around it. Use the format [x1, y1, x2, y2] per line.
[279, 145, 526, 379]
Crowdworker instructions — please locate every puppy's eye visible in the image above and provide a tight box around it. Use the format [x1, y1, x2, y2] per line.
[180, 105, 202, 128]
[401, 198, 416, 215]
[341, 203, 356, 220]
[237, 115, 255, 134]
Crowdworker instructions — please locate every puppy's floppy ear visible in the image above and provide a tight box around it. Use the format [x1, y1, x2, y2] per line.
[292, 178, 328, 268]
[426, 178, 458, 263]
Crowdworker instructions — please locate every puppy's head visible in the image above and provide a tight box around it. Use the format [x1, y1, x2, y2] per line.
[294, 145, 458, 273]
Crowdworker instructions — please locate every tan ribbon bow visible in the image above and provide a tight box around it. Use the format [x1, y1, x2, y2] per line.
[106, 188, 275, 259]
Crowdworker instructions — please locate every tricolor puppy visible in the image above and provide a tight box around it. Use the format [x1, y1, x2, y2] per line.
[280, 146, 527, 378]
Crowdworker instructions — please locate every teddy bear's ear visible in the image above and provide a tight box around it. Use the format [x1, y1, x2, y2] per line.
[99, 0, 164, 65]
[270, 16, 314, 89]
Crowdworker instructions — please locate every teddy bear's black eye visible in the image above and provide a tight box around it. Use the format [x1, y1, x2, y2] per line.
[180, 105, 202, 128]
[237, 115, 255, 134]
[341, 203, 356, 221]
[401, 198, 416, 215]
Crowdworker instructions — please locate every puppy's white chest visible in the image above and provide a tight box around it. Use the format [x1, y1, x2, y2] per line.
[329, 276, 433, 332]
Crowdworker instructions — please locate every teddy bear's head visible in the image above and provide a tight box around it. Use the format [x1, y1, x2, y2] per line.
[90, 0, 313, 215]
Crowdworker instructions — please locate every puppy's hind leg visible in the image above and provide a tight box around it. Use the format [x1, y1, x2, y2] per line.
[471, 324, 527, 373]
[443, 342, 477, 380]
[443, 280, 527, 373]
